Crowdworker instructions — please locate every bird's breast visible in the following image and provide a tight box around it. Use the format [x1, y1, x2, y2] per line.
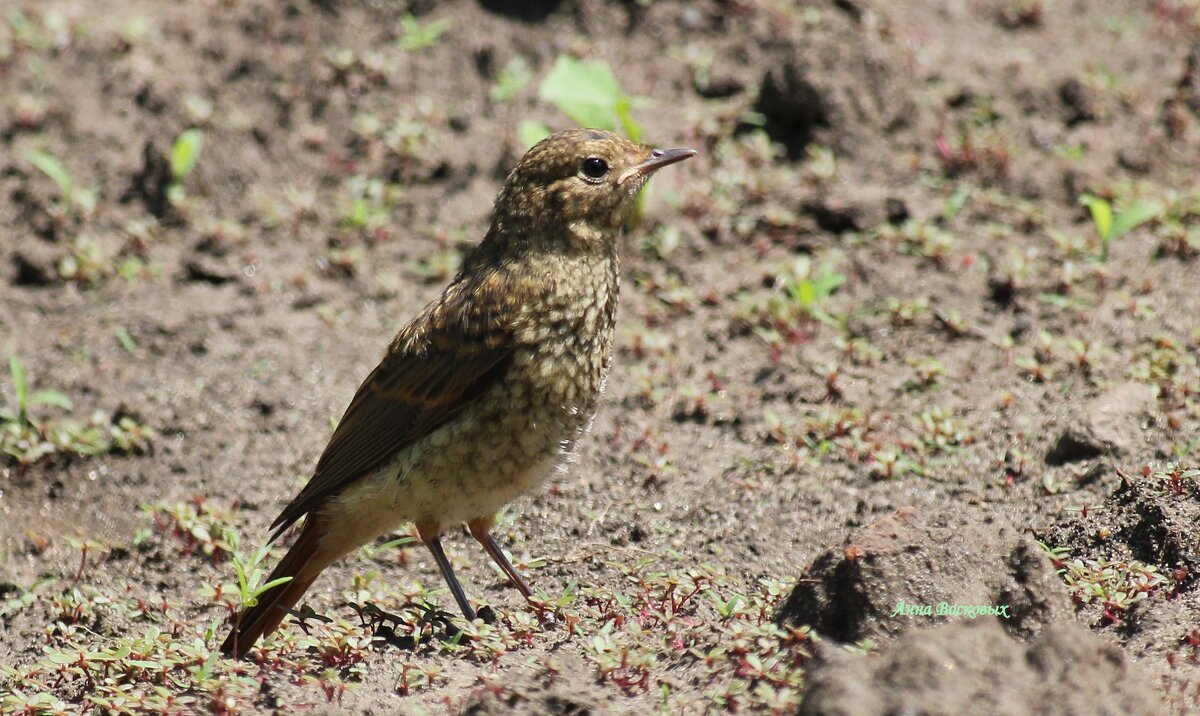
[508, 250, 619, 415]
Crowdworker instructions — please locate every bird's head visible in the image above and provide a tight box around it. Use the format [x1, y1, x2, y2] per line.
[490, 128, 696, 243]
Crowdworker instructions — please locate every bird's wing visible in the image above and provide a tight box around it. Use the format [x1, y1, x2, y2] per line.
[268, 294, 515, 541]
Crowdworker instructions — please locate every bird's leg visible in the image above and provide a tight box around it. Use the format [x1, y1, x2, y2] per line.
[468, 516, 533, 599]
[415, 522, 476, 621]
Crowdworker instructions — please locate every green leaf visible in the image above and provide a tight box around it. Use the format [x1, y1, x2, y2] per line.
[943, 184, 971, 221]
[796, 280, 816, 307]
[377, 535, 418, 550]
[812, 270, 846, 298]
[195, 652, 219, 681]
[398, 13, 448, 51]
[115, 327, 138, 354]
[1079, 194, 1113, 241]
[253, 576, 293, 599]
[170, 129, 204, 180]
[539, 56, 626, 130]
[517, 120, 551, 149]
[9, 355, 28, 414]
[46, 650, 81, 665]
[615, 98, 642, 142]
[127, 659, 164, 669]
[489, 55, 532, 103]
[26, 150, 74, 199]
[29, 390, 72, 410]
[1109, 200, 1160, 242]
[232, 555, 250, 599]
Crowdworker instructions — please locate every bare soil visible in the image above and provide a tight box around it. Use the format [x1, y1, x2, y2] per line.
[2, 0, 1200, 713]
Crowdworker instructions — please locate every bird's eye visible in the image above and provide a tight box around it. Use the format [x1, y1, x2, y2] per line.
[580, 157, 609, 180]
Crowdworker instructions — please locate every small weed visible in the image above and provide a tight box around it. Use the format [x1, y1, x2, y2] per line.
[58, 235, 112, 286]
[1079, 193, 1160, 262]
[902, 357, 946, 392]
[25, 148, 96, 220]
[337, 175, 402, 242]
[873, 219, 957, 266]
[739, 255, 847, 352]
[230, 538, 294, 614]
[1, 356, 153, 466]
[935, 99, 1013, 179]
[1150, 467, 1200, 497]
[142, 498, 237, 562]
[801, 144, 837, 184]
[867, 449, 922, 480]
[398, 13, 448, 51]
[916, 406, 970, 453]
[167, 128, 203, 207]
[490, 55, 533, 102]
[1054, 549, 1171, 625]
[885, 296, 931, 326]
[538, 55, 646, 141]
[410, 246, 464, 283]
[1129, 335, 1196, 404]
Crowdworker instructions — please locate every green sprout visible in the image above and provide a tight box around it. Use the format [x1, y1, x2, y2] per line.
[3, 355, 72, 433]
[783, 256, 846, 328]
[1079, 193, 1159, 262]
[167, 128, 203, 206]
[2, 355, 155, 465]
[490, 55, 533, 102]
[397, 13, 448, 51]
[230, 537, 293, 612]
[25, 149, 96, 217]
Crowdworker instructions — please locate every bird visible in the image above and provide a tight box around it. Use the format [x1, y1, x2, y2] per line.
[220, 128, 695, 658]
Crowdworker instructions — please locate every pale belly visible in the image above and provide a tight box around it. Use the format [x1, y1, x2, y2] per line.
[313, 379, 591, 560]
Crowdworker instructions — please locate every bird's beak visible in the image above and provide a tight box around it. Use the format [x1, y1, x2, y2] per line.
[619, 147, 698, 184]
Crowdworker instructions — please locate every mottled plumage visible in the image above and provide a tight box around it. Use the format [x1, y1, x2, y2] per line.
[221, 129, 694, 659]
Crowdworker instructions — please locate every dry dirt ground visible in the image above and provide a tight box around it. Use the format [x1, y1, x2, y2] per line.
[2, 0, 1200, 714]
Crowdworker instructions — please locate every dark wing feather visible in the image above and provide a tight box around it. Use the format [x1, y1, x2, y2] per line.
[268, 303, 514, 541]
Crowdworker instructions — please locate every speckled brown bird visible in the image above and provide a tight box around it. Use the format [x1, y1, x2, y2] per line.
[221, 128, 695, 658]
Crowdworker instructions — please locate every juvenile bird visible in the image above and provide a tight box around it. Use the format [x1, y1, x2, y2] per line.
[221, 128, 695, 658]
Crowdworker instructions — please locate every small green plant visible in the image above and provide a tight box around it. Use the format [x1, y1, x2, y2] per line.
[739, 256, 847, 352]
[3, 355, 72, 429]
[337, 175, 402, 241]
[916, 406, 970, 454]
[541, 55, 644, 138]
[521, 55, 646, 148]
[1057, 552, 1170, 625]
[490, 55, 533, 102]
[143, 499, 236, 561]
[25, 149, 96, 217]
[783, 256, 846, 328]
[57, 235, 112, 286]
[230, 539, 293, 613]
[397, 13, 448, 51]
[1, 355, 71, 464]
[2, 357, 155, 466]
[168, 128, 203, 206]
[1079, 193, 1160, 262]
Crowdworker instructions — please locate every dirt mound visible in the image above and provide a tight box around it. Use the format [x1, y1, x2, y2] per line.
[1044, 470, 1200, 592]
[748, 0, 917, 161]
[798, 619, 1162, 716]
[1038, 468, 1200, 683]
[778, 507, 1074, 643]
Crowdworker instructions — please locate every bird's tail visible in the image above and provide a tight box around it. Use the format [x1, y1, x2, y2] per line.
[220, 515, 327, 659]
